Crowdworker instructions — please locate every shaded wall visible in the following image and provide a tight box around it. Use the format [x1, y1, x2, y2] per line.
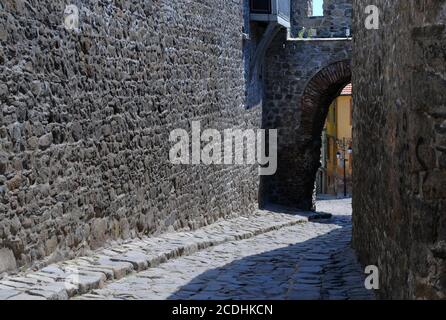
[352, 0, 446, 299]
[0, 0, 260, 272]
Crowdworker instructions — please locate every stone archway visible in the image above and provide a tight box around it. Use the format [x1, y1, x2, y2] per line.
[300, 60, 351, 208]
[301, 60, 351, 142]
[260, 60, 351, 210]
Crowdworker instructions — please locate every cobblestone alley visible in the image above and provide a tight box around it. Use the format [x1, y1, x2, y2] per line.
[70, 199, 374, 300]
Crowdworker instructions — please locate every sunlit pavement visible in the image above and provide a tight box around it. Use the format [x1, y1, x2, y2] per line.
[73, 198, 374, 300]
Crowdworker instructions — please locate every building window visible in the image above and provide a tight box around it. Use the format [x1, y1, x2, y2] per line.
[309, 0, 324, 17]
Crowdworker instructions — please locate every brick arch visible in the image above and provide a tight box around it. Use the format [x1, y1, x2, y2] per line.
[301, 60, 352, 139]
[300, 60, 352, 208]
[260, 60, 351, 211]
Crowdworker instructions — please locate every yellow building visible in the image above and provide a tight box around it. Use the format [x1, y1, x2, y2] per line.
[317, 84, 353, 196]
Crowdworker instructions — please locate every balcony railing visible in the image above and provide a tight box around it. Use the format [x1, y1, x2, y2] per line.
[250, 0, 290, 28]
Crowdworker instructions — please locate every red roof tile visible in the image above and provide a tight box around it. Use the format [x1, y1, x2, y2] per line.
[341, 83, 352, 95]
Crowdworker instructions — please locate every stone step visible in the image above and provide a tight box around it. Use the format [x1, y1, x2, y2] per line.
[0, 209, 312, 300]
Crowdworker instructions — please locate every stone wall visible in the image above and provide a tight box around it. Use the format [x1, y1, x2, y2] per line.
[0, 0, 261, 273]
[352, 0, 446, 299]
[291, 0, 352, 38]
[261, 0, 352, 209]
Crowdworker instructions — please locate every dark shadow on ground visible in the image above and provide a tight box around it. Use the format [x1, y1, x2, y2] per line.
[260, 203, 336, 222]
[261, 198, 353, 222]
[166, 214, 373, 300]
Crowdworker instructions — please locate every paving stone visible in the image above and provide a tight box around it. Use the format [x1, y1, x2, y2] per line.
[0, 288, 20, 300]
[110, 252, 150, 271]
[27, 282, 69, 300]
[0, 199, 373, 300]
[95, 257, 134, 280]
[70, 199, 373, 300]
[7, 293, 46, 300]
[64, 262, 115, 280]
[0, 280, 34, 289]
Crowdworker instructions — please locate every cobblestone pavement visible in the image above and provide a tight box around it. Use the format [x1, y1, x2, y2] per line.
[74, 198, 375, 300]
[0, 206, 308, 300]
[0, 198, 373, 300]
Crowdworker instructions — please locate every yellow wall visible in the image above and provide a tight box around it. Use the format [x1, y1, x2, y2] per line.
[325, 100, 337, 138]
[336, 96, 352, 140]
[323, 94, 353, 195]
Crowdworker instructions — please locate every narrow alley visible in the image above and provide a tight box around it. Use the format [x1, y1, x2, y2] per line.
[1, 0, 445, 303]
[71, 199, 373, 300]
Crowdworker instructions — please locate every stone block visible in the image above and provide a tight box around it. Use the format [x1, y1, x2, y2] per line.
[0, 248, 17, 273]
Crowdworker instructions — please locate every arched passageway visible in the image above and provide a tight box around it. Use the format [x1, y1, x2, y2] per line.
[261, 60, 351, 210]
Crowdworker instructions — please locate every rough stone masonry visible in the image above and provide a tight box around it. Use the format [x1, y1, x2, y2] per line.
[1, 0, 446, 301]
[261, 0, 352, 209]
[352, 0, 446, 299]
[0, 0, 261, 273]
[0, 0, 354, 274]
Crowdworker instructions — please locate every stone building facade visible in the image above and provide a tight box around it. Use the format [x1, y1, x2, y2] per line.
[0, 0, 354, 273]
[352, 0, 446, 299]
[2, 0, 445, 300]
[260, 0, 352, 209]
[291, 0, 352, 38]
[0, 0, 261, 272]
